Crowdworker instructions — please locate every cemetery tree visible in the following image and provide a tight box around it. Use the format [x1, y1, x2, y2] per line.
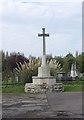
[46, 54, 52, 61]
[0, 51, 2, 72]
[8, 52, 29, 85]
[63, 53, 75, 73]
[82, 52, 84, 73]
[54, 56, 64, 68]
[76, 53, 82, 73]
[1, 51, 11, 87]
[2, 51, 29, 86]
[8, 52, 29, 71]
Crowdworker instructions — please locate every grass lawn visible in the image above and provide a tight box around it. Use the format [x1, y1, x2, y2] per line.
[2, 80, 84, 93]
[64, 84, 83, 92]
[2, 85, 24, 93]
[64, 80, 84, 92]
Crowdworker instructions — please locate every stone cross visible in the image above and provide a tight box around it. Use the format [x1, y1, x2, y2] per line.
[38, 28, 49, 55]
[38, 28, 49, 66]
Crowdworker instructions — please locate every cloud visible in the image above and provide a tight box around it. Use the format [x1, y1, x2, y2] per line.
[1, 1, 81, 24]
[0, 0, 82, 57]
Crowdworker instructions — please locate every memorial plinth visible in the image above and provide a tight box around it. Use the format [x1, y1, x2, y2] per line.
[32, 62, 56, 85]
[25, 28, 64, 93]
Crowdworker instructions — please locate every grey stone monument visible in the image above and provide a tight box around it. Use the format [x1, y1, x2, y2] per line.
[25, 28, 64, 93]
[32, 28, 56, 85]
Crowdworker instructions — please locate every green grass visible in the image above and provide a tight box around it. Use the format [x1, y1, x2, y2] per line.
[63, 80, 84, 92]
[2, 80, 84, 93]
[60, 79, 84, 84]
[2, 85, 24, 93]
[64, 84, 83, 92]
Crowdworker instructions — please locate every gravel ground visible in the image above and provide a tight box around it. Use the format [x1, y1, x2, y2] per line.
[2, 92, 84, 119]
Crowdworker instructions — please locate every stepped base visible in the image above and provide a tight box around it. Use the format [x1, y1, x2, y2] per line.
[25, 83, 64, 93]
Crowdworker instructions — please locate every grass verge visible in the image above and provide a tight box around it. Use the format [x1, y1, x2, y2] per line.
[2, 85, 24, 93]
[64, 84, 83, 92]
[2, 81, 84, 93]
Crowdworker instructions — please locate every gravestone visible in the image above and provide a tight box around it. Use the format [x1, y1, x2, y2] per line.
[25, 28, 64, 93]
[70, 63, 78, 80]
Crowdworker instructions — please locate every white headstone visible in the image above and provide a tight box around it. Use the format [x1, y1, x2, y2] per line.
[70, 63, 78, 80]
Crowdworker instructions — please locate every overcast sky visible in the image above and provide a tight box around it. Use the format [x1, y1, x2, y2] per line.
[0, 0, 82, 57]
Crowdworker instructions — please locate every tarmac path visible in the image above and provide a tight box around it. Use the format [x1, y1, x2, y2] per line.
[2, 92, 84, 119]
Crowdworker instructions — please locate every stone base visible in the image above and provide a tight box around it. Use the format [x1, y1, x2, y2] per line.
[32, 76, 56, 85]
[25, 83, 64, 93]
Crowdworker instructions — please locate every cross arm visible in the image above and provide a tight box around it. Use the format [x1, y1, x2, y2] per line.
[38, 34, 49, 37]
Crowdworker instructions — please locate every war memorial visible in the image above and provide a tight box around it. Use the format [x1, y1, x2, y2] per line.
[25, 28, 64, 93]
[2, 28, 83, 119]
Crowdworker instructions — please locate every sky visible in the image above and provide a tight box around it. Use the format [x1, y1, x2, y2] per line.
[0, 0, 82, 57]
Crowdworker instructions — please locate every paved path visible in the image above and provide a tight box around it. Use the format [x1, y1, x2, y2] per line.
[46, 92, 83, 118]
[2, 92, 84, 119]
